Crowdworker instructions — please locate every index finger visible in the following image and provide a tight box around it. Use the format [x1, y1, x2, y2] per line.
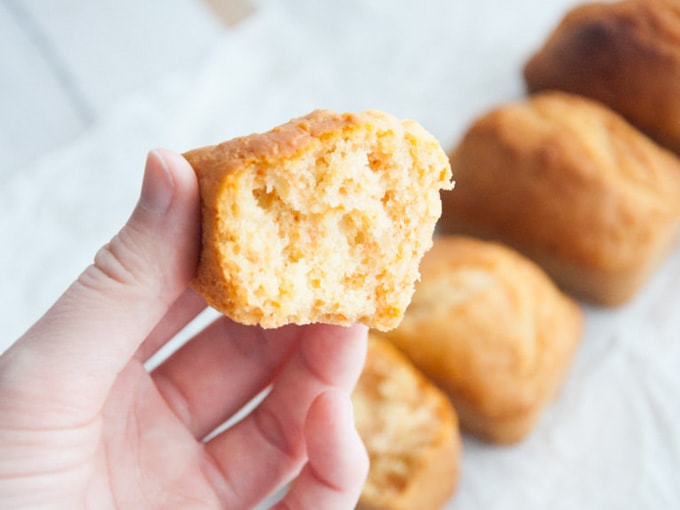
[204, 323, 368, 509]
[272, 390, 369, 510]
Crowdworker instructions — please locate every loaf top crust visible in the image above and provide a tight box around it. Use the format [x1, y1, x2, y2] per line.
[443, 92, 680, 276]
[524, 0, 680, 151]
[185, 110, 453, 330]
[384, 235, 583, 430]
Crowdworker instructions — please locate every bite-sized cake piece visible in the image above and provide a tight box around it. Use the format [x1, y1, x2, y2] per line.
[381, 235, 583, 444]
[353, 334, 461, 510]
[184, 109, 453, 330]
[440, 92, 680, 305]
[524, 0, 680, 153]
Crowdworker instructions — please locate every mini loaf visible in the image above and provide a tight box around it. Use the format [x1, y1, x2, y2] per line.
[184, 110, 453, 330]
[353, 334, 460, 510]
[381, 235, 583, 444]
[439, 92, 680, 306]
[524, 0, 680, 153]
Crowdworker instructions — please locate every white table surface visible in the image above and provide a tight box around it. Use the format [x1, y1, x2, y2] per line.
[2, 0, 680, 508]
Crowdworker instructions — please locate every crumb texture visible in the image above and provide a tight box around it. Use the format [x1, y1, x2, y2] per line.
[185, 110, 452, 330]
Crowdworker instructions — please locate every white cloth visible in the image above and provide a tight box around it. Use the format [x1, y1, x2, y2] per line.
[2, 0, 679, 507]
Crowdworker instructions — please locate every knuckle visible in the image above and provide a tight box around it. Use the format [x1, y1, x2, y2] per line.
[78, 227, 148, 292]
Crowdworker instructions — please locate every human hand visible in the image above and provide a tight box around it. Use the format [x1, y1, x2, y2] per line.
[0, 150, 369, 509]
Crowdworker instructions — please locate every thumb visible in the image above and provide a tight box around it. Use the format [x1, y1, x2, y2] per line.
[0, 149, 201, 425]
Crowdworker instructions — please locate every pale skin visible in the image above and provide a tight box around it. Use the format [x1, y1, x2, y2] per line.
[0, 149, 369, 509]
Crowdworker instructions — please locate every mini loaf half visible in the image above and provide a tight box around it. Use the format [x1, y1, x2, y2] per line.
[184, 110, 453, 330]
[353, 334, 461, 510]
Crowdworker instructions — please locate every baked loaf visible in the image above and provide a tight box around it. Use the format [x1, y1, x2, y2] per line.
[524, 0, 680, 153]
[381, 235, 583, 444]
[353, 334, 460, 510]
[184, 110, 452, 330]
[440, 92, 680, 306]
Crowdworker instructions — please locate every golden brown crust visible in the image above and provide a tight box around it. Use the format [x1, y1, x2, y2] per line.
[184, 110, 452, 330]
[353, 335, 460, 510]
[524, 0, 680, 152]
[439, 91, 680, 305]
[381, 235, 583, 444]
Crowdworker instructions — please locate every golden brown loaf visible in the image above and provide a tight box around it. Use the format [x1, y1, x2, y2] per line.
[381, 235, 583, 444]
[184, 110, 453, 330]
[524, 0, 680, 153]
[353, 334, 460, 510]
[440, 92, 680, 306]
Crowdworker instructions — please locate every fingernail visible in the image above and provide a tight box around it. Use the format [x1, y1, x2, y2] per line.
[140, 150, 175, 214]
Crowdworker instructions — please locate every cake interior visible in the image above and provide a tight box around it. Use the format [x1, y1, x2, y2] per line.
[217, 125, 445, 329]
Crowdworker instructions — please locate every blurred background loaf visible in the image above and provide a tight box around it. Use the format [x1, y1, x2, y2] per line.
[524, 0, 680, 154]
[378, 236, 583, 444]
[440, 91, 680, 306]
[353, 335, 461, 510]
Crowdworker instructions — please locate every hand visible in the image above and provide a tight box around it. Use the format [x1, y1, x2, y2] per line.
[0, 150, 369, 509]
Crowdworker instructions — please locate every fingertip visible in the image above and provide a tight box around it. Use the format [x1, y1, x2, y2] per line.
[154, 147, 194, 172]
[143, 148, 201, 282]
[276, 390, 368, 509]
[299, 324, 368, 391]
[307, 389, 369, 485]
[152, 148, 199, 198]
[347, 322, 369, 339]
[139, 150, 175, 214]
